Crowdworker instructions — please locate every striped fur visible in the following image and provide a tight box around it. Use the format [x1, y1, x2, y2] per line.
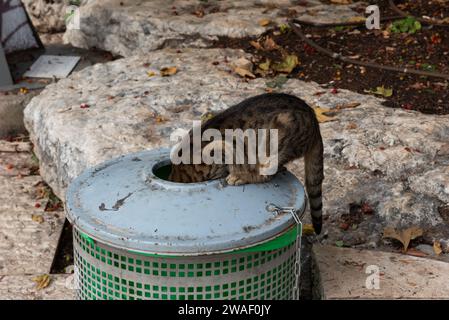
[169, 93, 325, 234]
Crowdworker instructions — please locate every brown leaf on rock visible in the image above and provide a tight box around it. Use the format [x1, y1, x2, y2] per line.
[193, 8, 205, 18]
[258, 18, 271, 26]
[433, 240, 443, 255]
[383, 227, 423, 252]
[255, 59, 271, 77]
[346, 16, 366, 23]
[32, 274, 51, 290]
[31, 214, 44, 224]
[249, 40, 263, 50]
[234, 67, 256, 79]
[313, 107, 336, 123]
[155, 115, 168, 123]
[201, 112, 216, 122]
[160, 67, 177, 77]
[406, 248, 428, 258]
[335, 102, 361, 111]
[263, 37, 279, 51]
[258, 59, 271, 71]
[272, 55, 299, 74]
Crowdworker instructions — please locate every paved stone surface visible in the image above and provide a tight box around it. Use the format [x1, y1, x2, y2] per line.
[63, 0, 366, 57]
[0, 90, 41, 138]
[0, 140, 65, 276]
[313, 245, 449, 299]
[23, 48, 449, 249]
[0, 274, 75, 300]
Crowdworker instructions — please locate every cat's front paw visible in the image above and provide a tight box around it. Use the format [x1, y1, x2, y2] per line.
[226, 174, 247, 186]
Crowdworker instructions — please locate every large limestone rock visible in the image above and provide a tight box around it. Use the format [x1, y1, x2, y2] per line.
[24, 48, 449, 246]
[23, 0, 66, 33]
[23, 0, 88, 33]
[313, 245, 449, 299]
[63, 0, 366, 57]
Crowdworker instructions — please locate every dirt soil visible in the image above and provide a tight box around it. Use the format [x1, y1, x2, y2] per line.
[396, 0, 449, 21]
[212, 0, 449, 115]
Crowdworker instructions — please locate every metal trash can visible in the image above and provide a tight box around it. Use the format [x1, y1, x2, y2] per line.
[66, 148, 305, 300]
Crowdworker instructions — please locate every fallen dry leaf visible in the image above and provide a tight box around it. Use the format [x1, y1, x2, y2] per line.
[258, 59, 271, 71]
[234, 67, 256, 79]
[335, 102, 361, 110]
[231, 57, 253, 71]
[32, 274, 51, 290]
[383, 226, 423, 252]
[31, 214, 44, 224]
[365, 86, 393, 97]
[434, 240, 443, 255]
[272, 55, 299, 74]
[258, 18, 271, 26]
[147, 71, 156, 77]
[255, 59, 271, 77]
[249, 40, 263, 50]
[406, 248, 428, 258]
[345, 16, 366, 23]
[155, 115, 168, 123]
[201, 112, 217, 122]
[263, 37, 279, 51]
[302, 224, 315, 235]
[160, 66, 177, 77]
[313, 107, 336, 123]
[193, 8, 205, 18]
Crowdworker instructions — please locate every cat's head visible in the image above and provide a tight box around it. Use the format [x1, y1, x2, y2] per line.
[169, 163, 228, 183]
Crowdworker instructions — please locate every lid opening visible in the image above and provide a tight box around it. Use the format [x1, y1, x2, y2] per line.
[152, 159, 220, 184]
[152, 159, 172, 181]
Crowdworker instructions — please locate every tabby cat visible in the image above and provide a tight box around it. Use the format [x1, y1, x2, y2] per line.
[169, 93, 324, 234]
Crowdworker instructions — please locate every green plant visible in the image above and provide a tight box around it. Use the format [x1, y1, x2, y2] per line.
[69, 0, 81, 5]
[421, 63, 436, 71]
[278, 24, 290, 34]
[390, 16, 422, 34]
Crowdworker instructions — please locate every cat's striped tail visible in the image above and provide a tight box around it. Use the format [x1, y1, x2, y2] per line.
[305, 136, 324, 234]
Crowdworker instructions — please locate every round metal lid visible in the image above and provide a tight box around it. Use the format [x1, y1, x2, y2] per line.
[66, 148, 305, 255]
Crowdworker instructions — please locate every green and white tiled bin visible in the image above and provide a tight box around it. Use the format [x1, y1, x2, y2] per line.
[66, 148, 305, 300]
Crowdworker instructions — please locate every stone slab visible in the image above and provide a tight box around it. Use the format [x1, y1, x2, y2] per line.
[23, 48, 449, 248]
[0, 141, 65, 276]
[63, 0, 366, 57]
[313, 245, 449, 299]
[24, 55, 81, 79]
[0, 274, 75, 300]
